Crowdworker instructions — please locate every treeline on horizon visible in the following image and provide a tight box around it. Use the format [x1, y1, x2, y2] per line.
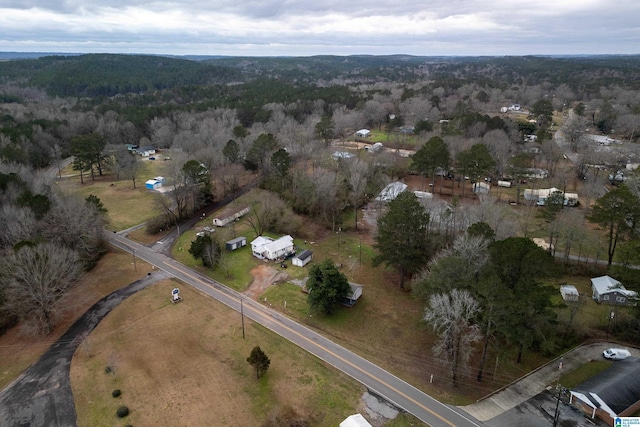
[2, 53, 640, 99]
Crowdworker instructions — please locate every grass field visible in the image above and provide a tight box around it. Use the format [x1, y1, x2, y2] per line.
[57, 160, 164, 231]
[70, 281, 371, 427]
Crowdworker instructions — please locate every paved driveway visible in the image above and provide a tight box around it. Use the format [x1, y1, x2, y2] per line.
[461, 342, 640, 424]
[0, 271, 169, 427]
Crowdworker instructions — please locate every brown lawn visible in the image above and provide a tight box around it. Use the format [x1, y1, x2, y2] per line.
[70, 280, 363, 427]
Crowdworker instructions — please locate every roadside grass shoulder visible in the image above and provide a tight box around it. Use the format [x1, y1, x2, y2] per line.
[71, 281, 363, 427]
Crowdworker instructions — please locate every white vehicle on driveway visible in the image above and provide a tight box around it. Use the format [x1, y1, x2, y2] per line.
[603, 348, 631, 360]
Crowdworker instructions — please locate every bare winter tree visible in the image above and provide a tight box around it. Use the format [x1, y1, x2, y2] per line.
[482, 129, 511, 178]
[348, 159, 369, 231]
[0, 205, 37, 249]
[424, 289, 482, 386]
[0, 242, 83, 335]
[561, 114, 588, 152]
[615, 114, 640, 141]
[244, 190, 289, 236]
[43, 193, 105, 263]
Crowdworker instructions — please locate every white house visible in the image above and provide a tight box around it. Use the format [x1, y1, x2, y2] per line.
[591, 275, 638, 306]
[251, 236, 273, 259]
[355, 129, 371, 138]
[250, 235, 295, 260]
[292, 249, 313, 267]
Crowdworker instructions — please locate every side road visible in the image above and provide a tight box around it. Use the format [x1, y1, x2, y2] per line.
[461, 342, 640, 422]
[0, 271, 170, 427]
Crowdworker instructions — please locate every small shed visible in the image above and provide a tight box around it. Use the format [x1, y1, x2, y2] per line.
[292, 249, 313, 267]
[355, 129, 371, 138]
[145, 179, 162, 190]
[341, 283, 363, 307]
[226, 236, 247, 251]
[473, 182, 490, 194]
[560, 284, 579, 302]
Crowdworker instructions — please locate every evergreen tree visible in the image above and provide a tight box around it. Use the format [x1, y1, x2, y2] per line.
[306, 259, 351, 315]
[373, 191, 432, 289]
[246, 346, 270, 379]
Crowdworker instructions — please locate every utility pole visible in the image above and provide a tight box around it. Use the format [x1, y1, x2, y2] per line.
[241, 299, 245, 339]
[132, 249, 137, 272]
[552, 357, 564, 427]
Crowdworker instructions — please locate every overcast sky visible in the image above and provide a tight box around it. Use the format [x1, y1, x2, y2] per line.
[0, 0, 638, 56]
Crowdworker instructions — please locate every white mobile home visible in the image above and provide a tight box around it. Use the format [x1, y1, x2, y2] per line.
[213, 206, 250, 227]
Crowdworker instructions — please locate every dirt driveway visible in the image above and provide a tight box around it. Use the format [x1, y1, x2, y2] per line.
[242, 264, 289, 300]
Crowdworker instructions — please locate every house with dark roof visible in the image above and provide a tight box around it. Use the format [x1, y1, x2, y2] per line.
[569, 358, 640, 426]
[591, 275, 638, 306]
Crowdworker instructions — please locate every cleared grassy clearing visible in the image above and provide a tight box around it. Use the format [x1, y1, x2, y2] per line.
[57, 160, 162, 230]
[70, 281, 365, 427]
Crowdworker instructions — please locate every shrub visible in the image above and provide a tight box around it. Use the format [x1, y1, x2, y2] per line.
[116, 406, 129, 418]
[145, 214, 173, 234]
[112, 389, 121, 398]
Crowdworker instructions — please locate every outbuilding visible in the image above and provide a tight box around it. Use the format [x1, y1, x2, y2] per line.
[560, 284, 579, 302]
[225, 236, 247, 251]
[355, 129, 371, 138]
[145, 178, 162, 190]
[292, 249, 313, 267]
[341, 283, 363, 307]
[213, 206, 250, 227]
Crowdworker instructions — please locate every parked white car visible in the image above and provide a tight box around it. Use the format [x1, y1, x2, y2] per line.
[603, 348, 631, 360]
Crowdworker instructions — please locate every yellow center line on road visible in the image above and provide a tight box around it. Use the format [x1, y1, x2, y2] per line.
[164, 260, 461, 427]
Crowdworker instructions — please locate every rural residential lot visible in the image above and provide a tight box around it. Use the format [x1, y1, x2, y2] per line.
[1, 54, 640, 427]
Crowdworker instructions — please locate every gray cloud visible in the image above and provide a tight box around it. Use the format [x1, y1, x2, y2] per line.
[0, 0, 638, 55]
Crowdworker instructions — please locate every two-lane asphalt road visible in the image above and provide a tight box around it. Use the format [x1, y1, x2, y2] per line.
[106, 232, 484, 427]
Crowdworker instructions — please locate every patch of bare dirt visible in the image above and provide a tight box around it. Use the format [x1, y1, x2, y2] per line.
[243, 264, 289, 300]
